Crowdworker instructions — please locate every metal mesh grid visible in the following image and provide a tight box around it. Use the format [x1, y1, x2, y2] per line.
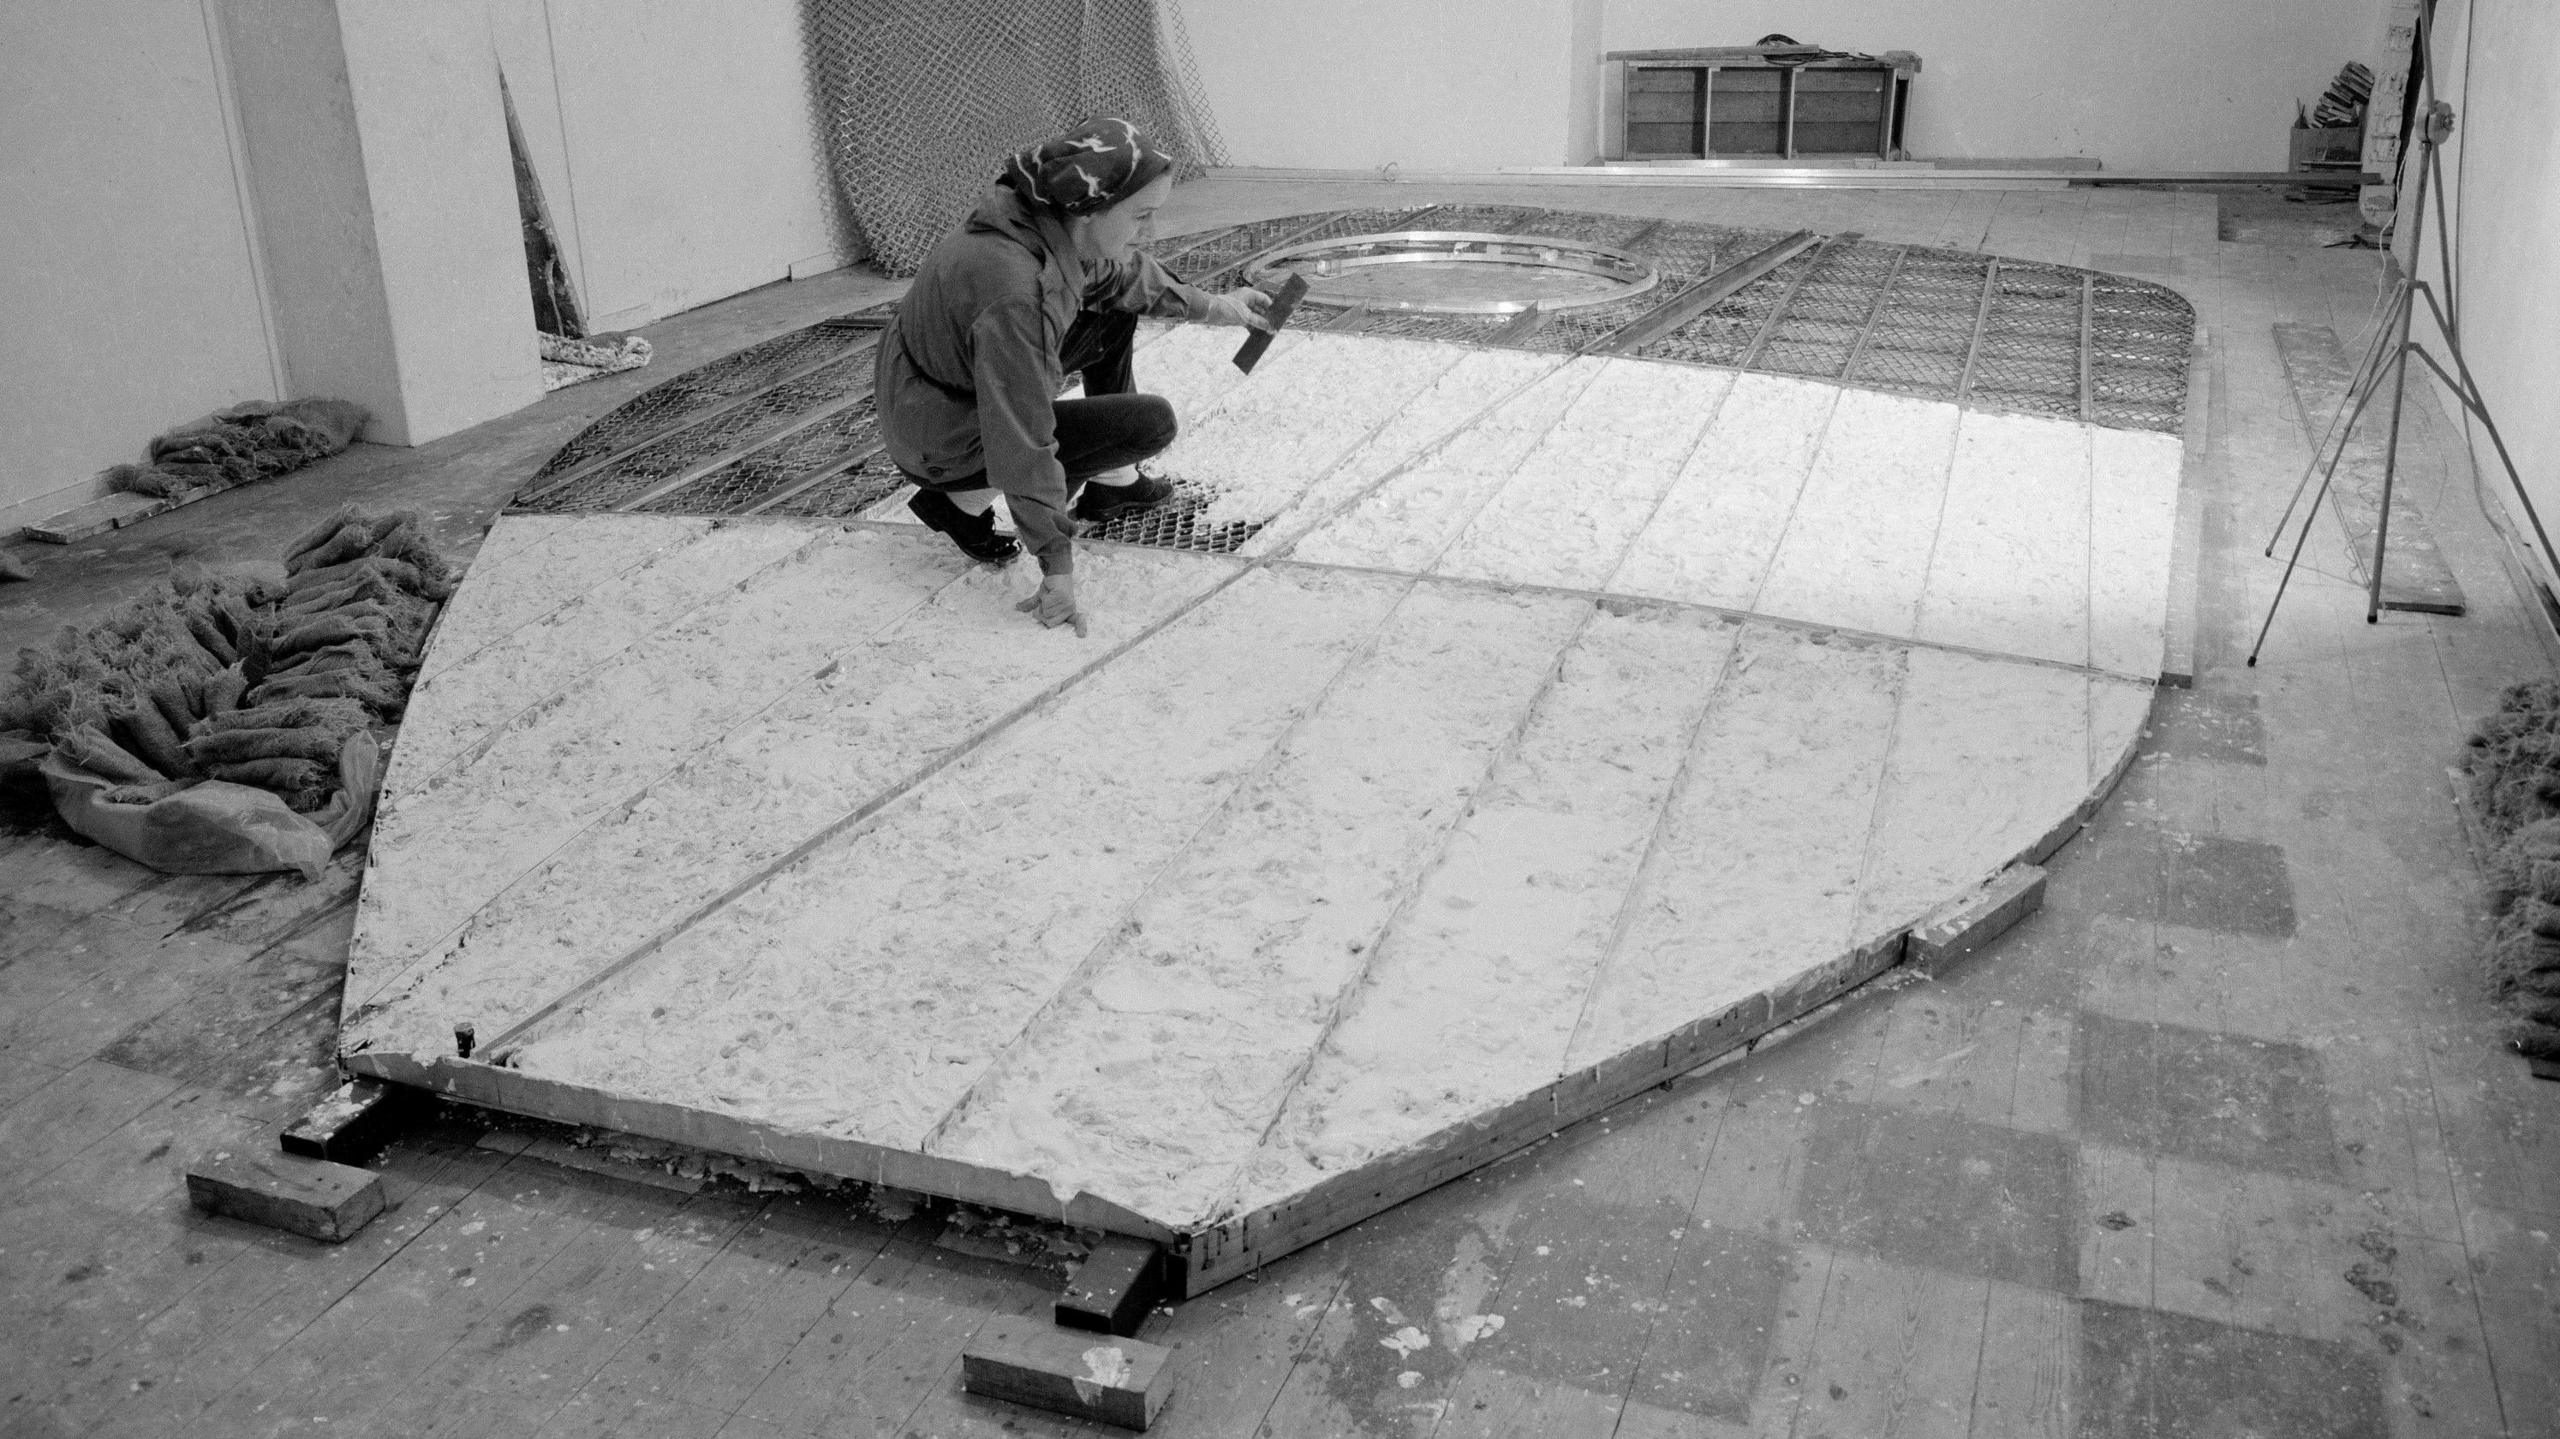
[524, 324, 878, 492]
[758, 453, 911, 519]
[1498, 209, 1662, 248]
[1156, 213, 1352, 289]
[805, 0, 1224, 276]
[634, 396, 882, 516]
[520, 353, 875, 513]
[1632, 252, 1822, 368]
[525, 211, 2199, 521]
[1525, 289, 1682, 355]
[1199, 207, 1469, 292]
[1396, 204, 1540, 234]
[1081, 476, 1264, 553]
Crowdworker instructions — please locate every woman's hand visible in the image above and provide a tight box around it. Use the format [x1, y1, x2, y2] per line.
[1016, 573, 1089, 637]
[1200, 288, 1275, 331]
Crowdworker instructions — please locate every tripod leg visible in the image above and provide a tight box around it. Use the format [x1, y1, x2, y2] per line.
[2410, 289, 2560, 578]
[2263, 285, 2405, 555]
[2247, 402, 2360, 667]
[2368, 337, 2416, 622]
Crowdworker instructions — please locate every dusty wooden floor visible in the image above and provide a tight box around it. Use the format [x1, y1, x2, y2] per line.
[3, 181, 2556, 1439]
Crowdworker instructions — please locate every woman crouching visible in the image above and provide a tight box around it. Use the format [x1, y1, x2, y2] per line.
[876, 118, 1271, 637]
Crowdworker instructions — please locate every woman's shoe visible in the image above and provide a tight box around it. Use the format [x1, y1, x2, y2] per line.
[1073, 470, 1176, 522]
[908, 488, 1019, 563]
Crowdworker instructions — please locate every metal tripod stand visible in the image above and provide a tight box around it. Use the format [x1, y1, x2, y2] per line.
[2246, 9, 2558, 665]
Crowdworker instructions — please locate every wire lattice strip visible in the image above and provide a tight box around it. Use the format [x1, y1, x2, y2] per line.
[527, 326, 877, 486]
[761, 454, 912, 518]
[520, 355, 875, 513]
[636, 398, 884, 515]
[1635, 255, 1816, 369]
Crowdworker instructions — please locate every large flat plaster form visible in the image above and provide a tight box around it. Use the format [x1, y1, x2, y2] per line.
[342, 323, 2180, 1293]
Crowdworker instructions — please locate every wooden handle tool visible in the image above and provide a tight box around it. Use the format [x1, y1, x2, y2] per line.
[1231, 272, 1311, 374]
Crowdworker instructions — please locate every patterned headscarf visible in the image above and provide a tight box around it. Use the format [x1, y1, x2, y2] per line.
[999, 118, 1175, 216]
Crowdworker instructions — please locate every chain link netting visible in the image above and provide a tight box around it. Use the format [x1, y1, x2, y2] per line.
[806, 0, 1227, 277]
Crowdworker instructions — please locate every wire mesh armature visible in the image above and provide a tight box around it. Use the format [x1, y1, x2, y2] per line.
[517, 210, 2203, 524]
[805, 0, 1227, 277]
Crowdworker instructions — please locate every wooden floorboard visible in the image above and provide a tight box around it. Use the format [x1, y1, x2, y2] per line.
[1, 183, 2554, 1438]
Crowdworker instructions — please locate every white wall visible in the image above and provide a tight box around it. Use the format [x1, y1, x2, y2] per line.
[491, 0, 845, 334]
[223, 0, 545, 448]
[1603, 0, 2386, 170]
[3, 0, 848, 525]
[2414, 0, 2560, 591]
[0, 0, 282, 524]
[1178, 0, 1594, 170]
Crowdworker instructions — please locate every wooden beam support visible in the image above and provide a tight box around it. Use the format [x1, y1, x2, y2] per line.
[187, 1147, 386, 1243]
[1056, 1235, 1166, 1337]
[279, 1078, 421, 1166]
[1905, 865, 2048, 974]
[962, 1318, 1173, 1430]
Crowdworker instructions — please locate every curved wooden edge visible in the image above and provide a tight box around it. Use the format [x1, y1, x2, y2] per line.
[344, 1050, 1176, 1244]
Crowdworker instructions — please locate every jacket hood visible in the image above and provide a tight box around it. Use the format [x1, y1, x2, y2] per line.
[963, 184, 1081, 276]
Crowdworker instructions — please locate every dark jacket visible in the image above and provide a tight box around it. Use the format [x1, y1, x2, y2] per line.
[877, 184, 1209, 575]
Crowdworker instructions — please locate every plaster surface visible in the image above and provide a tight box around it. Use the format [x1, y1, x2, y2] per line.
[342, 320, 2177, 1256]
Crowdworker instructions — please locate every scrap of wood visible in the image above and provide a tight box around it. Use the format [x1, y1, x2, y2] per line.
[186, 1146, 385, 1242]
[1055, 1235, 1165, 1337]
[279, 1078, 418, 1166]
[962, 1317, 1172, 1430]
[1905, 865, 2048, 974]
[24, 491, 171, 544]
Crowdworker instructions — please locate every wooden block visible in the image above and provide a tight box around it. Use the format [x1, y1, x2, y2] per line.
[24, 491, 169, 544]
[279, 1078, 418, 1165]
[1906, 865, 2047, 973]
[1056, 1235, 1164, 1337]
[186, 1146, 385, 1242]
[962, 1317, 1173, 1430]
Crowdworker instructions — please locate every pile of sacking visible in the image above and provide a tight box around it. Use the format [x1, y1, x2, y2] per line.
[105, 398, 368, 500]
[2, 507, 453, 815]
[2460, 678, 2560, 1063]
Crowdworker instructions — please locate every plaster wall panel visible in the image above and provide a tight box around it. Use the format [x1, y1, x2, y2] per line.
[501, 564, 1417, 1144]
[931, 581, 1593, 1220]
[1607, 372, 1839, 611]
[348, 536, 1248, 1067]
[351, 529, 957, 992]
[1436, 359, 1732, 592]
[2087, 426, 2184, 677]
[0, 0, 278, 520]
[1291, 361, 1601, 573]
[1564, 624, 1903, 1073]
[1913, 409, 2091, 668]
[1753, 388, 1961, 642]
[1235, 604, 1741, 1212]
